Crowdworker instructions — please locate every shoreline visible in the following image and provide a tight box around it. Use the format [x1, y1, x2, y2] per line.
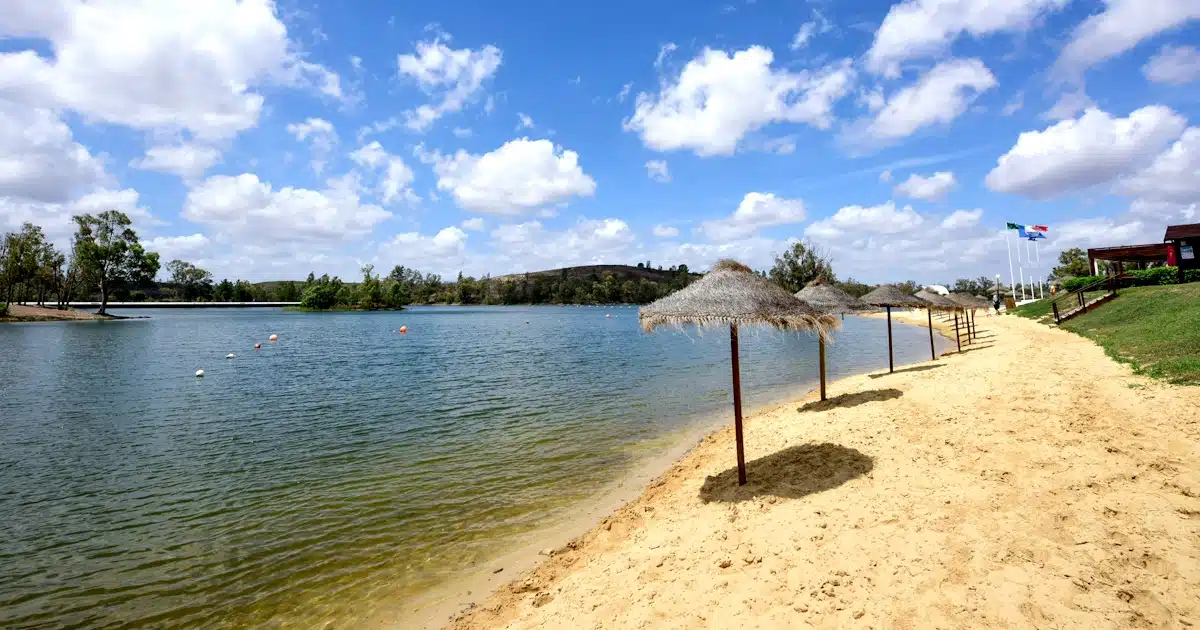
[442, 313, 1200, 629]
[396, 316, 958, 629]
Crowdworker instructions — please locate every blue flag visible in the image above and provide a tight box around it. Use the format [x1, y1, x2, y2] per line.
[1017, 227, 1046, 241]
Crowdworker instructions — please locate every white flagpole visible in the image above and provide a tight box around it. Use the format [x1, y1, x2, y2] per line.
[1036, 240, 1045, 299]
[1006, 226, 1017, 306]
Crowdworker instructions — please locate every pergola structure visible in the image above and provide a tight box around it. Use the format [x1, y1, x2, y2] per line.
[1086, 243, 1169, 275]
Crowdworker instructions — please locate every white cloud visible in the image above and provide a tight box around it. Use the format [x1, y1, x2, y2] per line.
[1042, 89, 1095, 121]
[517, 113, 535, 129]
[654, 43, 678, 70]
[130, 144, 222, 179]
[349, 141, 417, 205]
[1143, 45, 1200, 84]
[397, 37, 502, 132]
[645, 159, 671, 183]
[617, 82, 633, 102]
[1055, 0, 1200, 78]
[486, 218, 636, 271]
[423, 138, 597, 215]
[145, 233, 212, 260]
[0, 0, 347, 140]
[1120, 128, 1200, 205]
[866, 0, 1068, 77]
[452, 127, 473, 138]
[941, 208, 983, 229]
[1001, 90, 1024, 116]
[894, 171, 957, 201]
[652, 224, 680, 238]
[624, 47, 855, 156]
[805, 201, 924, 240]
[700, 192, 807, 241]
[286, 118, 338, 174]
[791, 9, 834, 50]
[985, 106, 1187, 199]
[0, 188, 154, 241]
[879, 169, 893, 183]
[460, 217, 485, 231]
[1050, 217, 1154, 251]
[183, 173, 391, 243]
[378, 227, 469, 271]
[846, 58, 996, 147]
[0, 105, 107, 203]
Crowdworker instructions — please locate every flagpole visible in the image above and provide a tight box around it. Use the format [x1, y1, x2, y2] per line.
[1006, 225, 1017, 307]
[1036, 240, 1045, 299]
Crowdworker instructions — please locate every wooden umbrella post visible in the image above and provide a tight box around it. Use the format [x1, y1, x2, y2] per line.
[927, 308, 936, 360]
[730, 325, 747, 486]
[819, 335, 827, 401]
[886, 306, 894, 373]
[953, 312, 962, 352]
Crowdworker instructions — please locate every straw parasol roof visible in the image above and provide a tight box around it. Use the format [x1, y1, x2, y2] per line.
[915, 289, 961, 310]
[861, 285, 928, 308]
[640, 260, 839, 333]
[945, 293, 980, 308]
[795, 277, 869, 315]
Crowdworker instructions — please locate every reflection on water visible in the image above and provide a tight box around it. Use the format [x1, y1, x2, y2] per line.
[0, 306, 945, 628]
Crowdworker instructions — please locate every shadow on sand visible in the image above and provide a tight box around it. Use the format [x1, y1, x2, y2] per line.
[948, 343, 995, 355]
[699, 443, 874, 503]
[868, 364, 944, 379]
[798, 388, 902, 412]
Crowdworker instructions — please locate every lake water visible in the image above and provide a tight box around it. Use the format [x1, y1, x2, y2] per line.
[0, 306, 947, 629]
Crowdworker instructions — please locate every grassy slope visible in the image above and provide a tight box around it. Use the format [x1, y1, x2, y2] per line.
[1014, 299, 1053, 320]
[1058, 283, 1200, 384]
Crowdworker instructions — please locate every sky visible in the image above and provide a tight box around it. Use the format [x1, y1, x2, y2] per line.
[2, 0, 1199, 285]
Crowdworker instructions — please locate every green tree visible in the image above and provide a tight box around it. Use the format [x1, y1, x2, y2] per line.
[359, 264, 384, 309]
[768, 240, 836, 293]
[3, 223, 48, 304]
[72, 211, 160, 315]
[1052, 247, 1091, 279]
[166, 259, 214, 301]
[975, 276, 996, 296]
[836, 278, 873, 298]
[300, 274, 343, 309]
[213, 279, 234, 301]
[232, 280, 255, 302]
[895, 280, 920, 295]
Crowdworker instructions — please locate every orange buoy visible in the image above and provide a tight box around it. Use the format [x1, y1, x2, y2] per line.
[399, 326, 408, 334]
[269, 334, 278, 342]
[255, 343, 261, 349]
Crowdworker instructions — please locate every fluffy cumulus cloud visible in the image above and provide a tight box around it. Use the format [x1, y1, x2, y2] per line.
[377, 226, 469, 271]
[0, 104, 107, 203]
[485, 218, 636, 271]
[183, 173, 391, 243]
[144, 233, 212, 261]
[699, 193, 807, 241]
[645, 160, 671, 183]
[423, 138, 597, 215]
[460, 217, 485, 231]
[1143, 45, 1200, 85]
[624, 47, 855, 156]
[286, 118, 338, 174]
[1054, 0, 1200, 79]
[985, 106, 1187, 199]
[805, 201, 924, 240]
[0, 188, 153, 240]
[397, 37, 502, 132]
[652, 224, 680, 238]
[866, 0, 1069, 77]
[130, 144, 222, 179]
[0, 0, 347, 140]
[894, 171, 957, 201]
[941, 208, 984, 229]
[350, 141, 417, 205]
[1120, 128, 1200, 206]
[846, 58, 996, 148]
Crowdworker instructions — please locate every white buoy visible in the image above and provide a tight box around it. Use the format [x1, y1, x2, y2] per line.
[269, 334, 278, 342]
[226, 353, 235, 359]
[195, 369, 205, 377]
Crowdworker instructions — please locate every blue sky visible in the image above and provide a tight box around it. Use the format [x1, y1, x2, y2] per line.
[2, 0, 1199, 285]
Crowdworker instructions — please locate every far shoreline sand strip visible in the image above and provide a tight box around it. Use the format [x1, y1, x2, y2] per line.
[436, 313, 1199, 629]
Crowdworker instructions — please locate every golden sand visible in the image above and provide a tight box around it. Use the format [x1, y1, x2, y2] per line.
[446, 311, 1200, 629]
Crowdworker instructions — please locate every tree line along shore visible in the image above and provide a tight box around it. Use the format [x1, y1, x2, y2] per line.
[5, 212, 1099, 320]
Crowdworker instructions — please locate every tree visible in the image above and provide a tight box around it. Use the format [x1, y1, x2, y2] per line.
[213, 279, 234, 301]
[3, 223, 47, 304]
[166, 259, 214, 301]
[359, 264, 384, 309]
[71, 211, 159, 315]
[232, 280, 255, 302]
[975, 276, 996, 296]
[1052, 247, 1091, 279]
[837, 278, 873, 298]
[300, 274, 343, 309]
[895, 280, 920, 295]
[277, 280, 299, 302]
[768, 240, 836, 293]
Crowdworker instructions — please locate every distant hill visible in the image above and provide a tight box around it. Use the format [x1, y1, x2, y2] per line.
[493, 264, 699, 283]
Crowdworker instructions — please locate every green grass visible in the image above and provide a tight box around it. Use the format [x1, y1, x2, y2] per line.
[1058, 283, 1200, 384]
[1013, 298, 1053, 320]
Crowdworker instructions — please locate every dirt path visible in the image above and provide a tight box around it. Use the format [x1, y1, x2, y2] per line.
[443, 312, 1200, 629]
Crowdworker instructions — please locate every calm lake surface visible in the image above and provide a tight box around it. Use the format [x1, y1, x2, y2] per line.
[0, 306, 947, 629]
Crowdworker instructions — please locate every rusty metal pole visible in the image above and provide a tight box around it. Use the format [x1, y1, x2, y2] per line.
[731, 324, 746, 486]
[886, 306, 894, 373]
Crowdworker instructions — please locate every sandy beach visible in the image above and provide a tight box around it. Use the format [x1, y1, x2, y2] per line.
[445, 311, 1200, 629]
[1, 304, 109, 322]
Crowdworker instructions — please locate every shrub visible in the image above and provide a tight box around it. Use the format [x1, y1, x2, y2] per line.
[1184, 269, 1200, 284]
[1127, 267, 1178, 286]
[0, 303, 7, 317]
[1063, 275, 1105, 292]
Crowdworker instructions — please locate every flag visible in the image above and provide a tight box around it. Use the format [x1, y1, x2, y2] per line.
[1017, 227, 1046, 240]
[1006, 222, 1022, 230]
[1028, 225, 1049, 232]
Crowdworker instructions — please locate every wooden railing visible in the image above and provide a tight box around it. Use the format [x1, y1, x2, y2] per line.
[1051, 277, 1118, 324]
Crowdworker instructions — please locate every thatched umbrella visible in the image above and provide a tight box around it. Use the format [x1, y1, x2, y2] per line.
[640, 260, 838, 485]
[916, 291, 964, 352]
[796, 278, 869, 401]
[915, 289, 962, 357]
[861, 285, 928, 373]
[946, 293, 978, 344]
